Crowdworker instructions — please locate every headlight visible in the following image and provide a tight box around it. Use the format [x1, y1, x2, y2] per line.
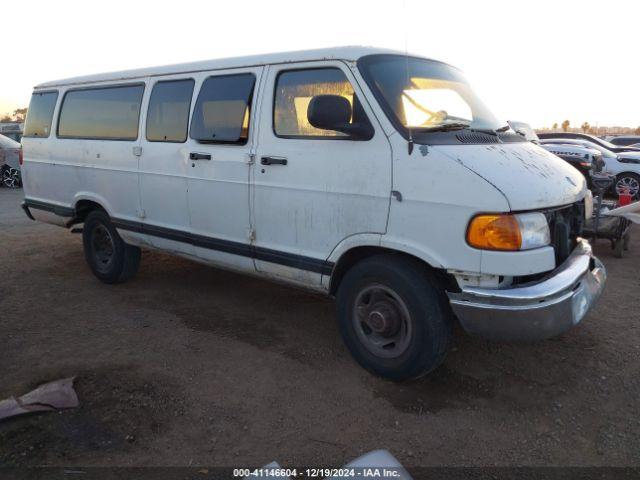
[584, 190, 594, 219]
[467, 212, 550, 251]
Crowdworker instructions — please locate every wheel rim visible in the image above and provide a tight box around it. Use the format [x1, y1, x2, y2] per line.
[616, 176, 640, 197]
[352, 284, 412, 359]
[2, 168, 20, 188]
[91, 224, 115, 272]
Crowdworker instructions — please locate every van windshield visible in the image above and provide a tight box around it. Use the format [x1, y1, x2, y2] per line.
[358, 55, 504, 135]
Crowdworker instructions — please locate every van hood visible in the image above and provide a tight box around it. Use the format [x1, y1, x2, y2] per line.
[433, 142, 586, 211]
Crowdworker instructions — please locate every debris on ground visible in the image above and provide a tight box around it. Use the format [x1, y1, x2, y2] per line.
[0, 377, 79, 421]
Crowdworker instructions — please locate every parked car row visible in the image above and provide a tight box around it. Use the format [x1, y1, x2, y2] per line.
[0, 133, 22, 188]
[509, 125, 640, 198]
[603, 135, 640, 147]
[508, 122, 604, 188]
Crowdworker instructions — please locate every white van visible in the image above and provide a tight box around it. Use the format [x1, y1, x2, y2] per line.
[21, 47, 606, 380]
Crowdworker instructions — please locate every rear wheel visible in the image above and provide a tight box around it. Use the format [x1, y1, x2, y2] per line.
[82, 209, 140, 283]
[336, 255, 452, 381]
[1, 166, 21, 188]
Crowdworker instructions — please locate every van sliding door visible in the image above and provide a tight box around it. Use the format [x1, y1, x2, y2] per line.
[184, 67, 264, 270]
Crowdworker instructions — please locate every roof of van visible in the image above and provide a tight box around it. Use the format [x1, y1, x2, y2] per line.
[34, 46, 417, 89]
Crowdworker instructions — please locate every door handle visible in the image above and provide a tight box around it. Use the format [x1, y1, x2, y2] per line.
[261, 156, 287, 166]
[190, 152, 212, 161]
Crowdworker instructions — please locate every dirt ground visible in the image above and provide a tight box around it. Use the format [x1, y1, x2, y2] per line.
[1, 186, 639, 469]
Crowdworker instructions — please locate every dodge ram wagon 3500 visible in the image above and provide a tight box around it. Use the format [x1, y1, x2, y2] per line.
[21, 47, 606, 380]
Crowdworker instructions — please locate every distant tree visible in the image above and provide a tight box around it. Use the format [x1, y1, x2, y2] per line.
[552, 122, 558, 130]
[581, 122, 590, 133]
[635, 126, 640, 135]
[561, 120, 570, 132]
[12, 108, 27, 122]
[0, 115, 12, 123]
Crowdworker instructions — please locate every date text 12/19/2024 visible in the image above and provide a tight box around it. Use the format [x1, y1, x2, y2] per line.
[234, 467, 406, 478]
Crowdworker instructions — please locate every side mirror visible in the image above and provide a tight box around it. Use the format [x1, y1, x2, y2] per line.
[307, 95, 372, 139]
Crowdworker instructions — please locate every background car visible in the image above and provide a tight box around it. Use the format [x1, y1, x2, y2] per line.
[540, 137, 640, 197]
[509, 121, 603, 188]
[607, 135, 640, 147]
[0, 133, 22, 188]
[538, 132, 640, 153]
[0, 123, 24, 143]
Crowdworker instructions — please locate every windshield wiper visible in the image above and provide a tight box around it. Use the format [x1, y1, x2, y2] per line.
[412, 123, 470, 133]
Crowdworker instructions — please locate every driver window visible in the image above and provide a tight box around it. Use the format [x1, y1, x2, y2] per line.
[273, 68, 371, 139]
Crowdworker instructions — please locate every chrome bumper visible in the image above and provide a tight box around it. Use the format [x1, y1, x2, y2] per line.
[447, 239, 606, 341]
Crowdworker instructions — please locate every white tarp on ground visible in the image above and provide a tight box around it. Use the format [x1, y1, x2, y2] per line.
[603, 201, 640, 225]
[0, 377, 79, 421]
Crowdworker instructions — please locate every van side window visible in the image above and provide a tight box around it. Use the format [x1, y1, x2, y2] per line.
[24, 91, 58, 138]
[274, 68, 372, 139]
[146, 79, 194, 143]
[57, 84, 144, 140]
[190, 73, 255, 144]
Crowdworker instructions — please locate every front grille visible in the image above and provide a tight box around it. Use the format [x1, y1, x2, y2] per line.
[544, 202, 585, 265]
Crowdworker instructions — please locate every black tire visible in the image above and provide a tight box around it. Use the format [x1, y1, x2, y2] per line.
[336, 254, 453, 381]
[82, 209, 141, 283]
[623, 232, 631, 251]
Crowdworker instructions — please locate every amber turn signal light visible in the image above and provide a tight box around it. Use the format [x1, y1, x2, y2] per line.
[467, 214, 522, 251]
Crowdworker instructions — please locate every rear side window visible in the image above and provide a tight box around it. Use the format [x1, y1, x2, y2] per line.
[146, 79, 194, 142]
[24, 91, 58, 137]
[58, 84, 144, 140]
[190, 73, 255, 144]
[274, 68, 371, 139]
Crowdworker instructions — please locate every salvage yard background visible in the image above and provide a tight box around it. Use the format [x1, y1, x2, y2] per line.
[1, 187, 638, 466]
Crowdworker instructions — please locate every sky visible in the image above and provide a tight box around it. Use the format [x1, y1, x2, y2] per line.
[2, 0, 638, 129]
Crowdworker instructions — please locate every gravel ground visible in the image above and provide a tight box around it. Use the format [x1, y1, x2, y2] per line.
[1, 187, 639, 468]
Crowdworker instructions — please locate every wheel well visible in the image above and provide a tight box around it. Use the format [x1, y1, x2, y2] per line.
[73, 200, 104, 223]
[328, 246, 458, 296]
[616, 171, 640, 179]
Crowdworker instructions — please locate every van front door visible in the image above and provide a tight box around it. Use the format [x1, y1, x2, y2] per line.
[251, 62, 392, 287]
[185, 67, 263, 270]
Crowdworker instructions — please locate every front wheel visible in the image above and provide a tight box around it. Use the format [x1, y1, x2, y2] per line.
[336, 255, 453, 381]
[82, 209, 141, 284]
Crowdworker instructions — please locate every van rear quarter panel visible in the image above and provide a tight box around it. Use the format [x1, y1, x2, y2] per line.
[23, 83, 147, 226]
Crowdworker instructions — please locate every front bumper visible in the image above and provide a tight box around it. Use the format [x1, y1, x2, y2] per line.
[447, 239, 606, 341]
